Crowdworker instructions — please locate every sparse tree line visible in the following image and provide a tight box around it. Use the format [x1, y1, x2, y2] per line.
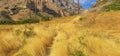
[0, 15, 50, 25]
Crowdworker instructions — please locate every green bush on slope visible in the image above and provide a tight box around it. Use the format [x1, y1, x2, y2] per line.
[16, 18, 40, 24]
[0, 20, 15, 25]
[102, 0, 120, 11]
[41, 16, 50, 21]
[0, 16, 51, 25]
[0, 18, 40, 25]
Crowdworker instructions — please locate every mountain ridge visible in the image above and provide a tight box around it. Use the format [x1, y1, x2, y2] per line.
[0, 0, 119, 21]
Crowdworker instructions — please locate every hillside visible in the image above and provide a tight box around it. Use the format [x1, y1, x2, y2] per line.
[101, 0, 120, 11]
[0, 0, 77, 20]
[0, 11, 120, 56]
[89, 0, 120, 12]
[1, 0, 119, 21]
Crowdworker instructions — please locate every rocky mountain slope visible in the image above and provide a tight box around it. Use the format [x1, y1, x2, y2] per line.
[0, 0, 119, 20]
[0, 0, 78, 20]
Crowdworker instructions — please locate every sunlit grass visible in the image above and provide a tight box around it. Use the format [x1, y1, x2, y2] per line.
[0, 11, 120, 56]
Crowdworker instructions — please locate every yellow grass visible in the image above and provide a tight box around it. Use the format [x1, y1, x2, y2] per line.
[0, 11, 120, 56]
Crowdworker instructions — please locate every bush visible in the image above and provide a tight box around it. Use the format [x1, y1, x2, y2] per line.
[72, 51, 85, 56]
[41, 16, 50, 21]
[0, 18, 40, 25]
[0, 15, 51, 25]
[79, 17, 86, 21]
[15, 29, 22, 35]
[23, 30, 36, 37]
[70, 12, 77, 16]
[16, 18, 40, 24]
[102, 0, 120, 11]
[0, 20, 15, 25]
[23, 27, 36, 37]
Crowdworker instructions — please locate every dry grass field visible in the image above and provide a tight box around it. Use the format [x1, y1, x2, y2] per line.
[0, 11, 120, 56]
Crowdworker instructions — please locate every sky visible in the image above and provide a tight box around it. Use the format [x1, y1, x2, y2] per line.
[74, 0, 97, 9]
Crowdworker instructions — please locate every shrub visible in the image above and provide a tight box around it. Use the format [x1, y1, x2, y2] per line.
[23, 30, 36, 37]
[72, 51, 85, 56]
[0, 18, 40, 25]
[15, 29, 22, 35]
[102, 0, 120, 11]
[94, 0, 108, 7]
[0, 20, 15, 25]
[23, 28, 36, 37]
[41, 16, 50, 21]
[16, 18, 40, 24]
[70, 12, 77, 16]
[78, 36, 87, 47]
[79, 17, 86, 21]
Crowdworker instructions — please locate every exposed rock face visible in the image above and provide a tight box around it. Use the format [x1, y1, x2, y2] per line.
[0, 0, 78, 20]
[51, 0, 78, 13]
[26, 0, 78, 16]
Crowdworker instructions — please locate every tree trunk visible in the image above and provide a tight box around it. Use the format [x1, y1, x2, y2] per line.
[78, 0, 80, 14]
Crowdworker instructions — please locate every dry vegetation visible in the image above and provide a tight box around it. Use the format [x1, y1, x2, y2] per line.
[0, 11, 120, 56]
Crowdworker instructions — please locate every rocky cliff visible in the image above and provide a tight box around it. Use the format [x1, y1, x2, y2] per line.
[0, 0, 118, 20]
[0, 0, 78, 20]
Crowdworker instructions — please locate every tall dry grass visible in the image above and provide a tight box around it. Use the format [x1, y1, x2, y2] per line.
[0, 11, 120, 56]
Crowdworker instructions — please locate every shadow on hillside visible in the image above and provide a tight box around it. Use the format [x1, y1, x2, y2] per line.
[26, 1, 39, 14]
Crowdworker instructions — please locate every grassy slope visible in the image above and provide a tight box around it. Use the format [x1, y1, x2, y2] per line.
[0, 11, 120, 56]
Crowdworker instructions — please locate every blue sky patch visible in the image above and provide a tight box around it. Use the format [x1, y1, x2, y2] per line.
[74, 0, 97, 9]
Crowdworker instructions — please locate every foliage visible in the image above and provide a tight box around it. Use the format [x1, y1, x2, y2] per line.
[0, 18, 40, 25]
[23, 27, 36, 37]
[79, 17, 86, 21]
[102, 0, 120, 11]
[94, 0, 108, 7]
[70, 12, 77, 16]
[71, 35, 87, 56]
[0, 16, 51, 25]
[72, 51, 85, 56]
[15, 29, 22, 35]
[79, 17, 84, 21]
[41, 16, 50, 21]
[16, 18, 40, 24]
[23, 30, 36, 37]
[0, 20, 15, 25]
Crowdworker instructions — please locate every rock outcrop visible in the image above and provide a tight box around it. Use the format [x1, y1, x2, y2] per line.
[0, 0, 78, 20]
[26, 0, 78, 16]
[0, 0, 115, 20]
